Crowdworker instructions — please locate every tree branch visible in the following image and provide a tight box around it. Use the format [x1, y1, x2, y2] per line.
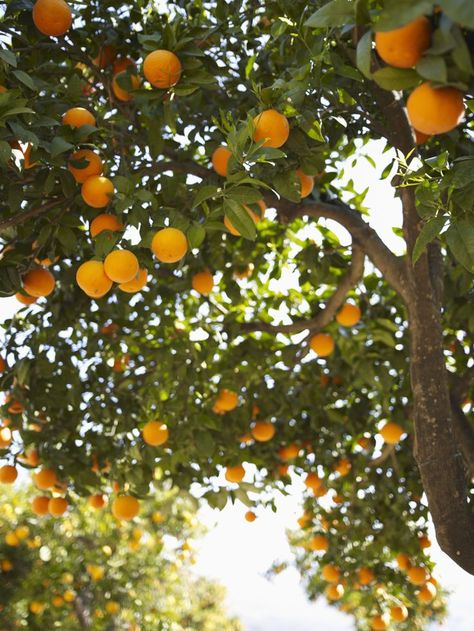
[0, 198, 65, 231]
[240, 244, 365, 334]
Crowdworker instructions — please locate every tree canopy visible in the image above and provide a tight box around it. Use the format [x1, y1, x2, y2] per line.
[0, 1, 473, 630]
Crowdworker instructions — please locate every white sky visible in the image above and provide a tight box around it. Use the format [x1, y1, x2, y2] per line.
[1, 141, 473, 629]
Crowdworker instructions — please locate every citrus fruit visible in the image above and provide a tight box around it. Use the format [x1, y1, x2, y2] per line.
[68, 149, 103, 183]
[23, 268, 55, 297]
[192, 270, 214, 295]
[142, 421, 169, 446]
[118, 268, 148, 293]
[81, 175, 114, 208]
[251, 421, 275, 442]
[212, 146, 231, 176]
[151, 227, 188, 263]
[309, 333, 334, 357]
[31, 494, 50, 515]
[90, 213, 122, 238]
[112, 495, 139, 520]
[297, 169, 314, 198]
[143, 49, 182, 88]
[336, 303, 361, 327]
[62, 107, 96, 129]
[32, 0, 72, 37]
[375, 17, 431, 69]
[76, 260, 113, 298]
[379, 421, 404, 444]
[103, 249, 139, 283]
[112, 70, 141, 101]
[0, 465, 18, 484]
[48, 497, 68, 517]
[225, 464, 245, 483]
[34, 468, 57, 490]
[245, 511, 256, 522]
[406, 82, 465, 135]
[253, 109, 289, 148]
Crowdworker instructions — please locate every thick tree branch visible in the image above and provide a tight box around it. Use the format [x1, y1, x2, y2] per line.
[240, 244, 364, 334]
[450, 398, 474, 480]
[0, 198, 65, 231]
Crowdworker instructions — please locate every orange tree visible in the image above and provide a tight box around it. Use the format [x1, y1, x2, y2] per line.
[0, 484, 241, 630]
[0, 0, 473, 629]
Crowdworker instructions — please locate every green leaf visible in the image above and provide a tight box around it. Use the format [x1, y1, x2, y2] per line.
[437, 0, 474, 29]
[0, 49, 17, 67]
[372, 67, 419, 91]
[305, 0, 355, 28]
[273, 171, 300, 203]
[412, 216, 447, 264]
[375, 0, 433, 31]
[187, 223, 206, 249]
[50, 136, 74, 157]
[415, 56, 447, 83]
[192, 185, 220, 208]
[223, 198, 256, 240]
[0, 140, 12, 164]
[12, 69, 37, 91]
[356, 31, 373, 80]
[226, 186, 262, 204]
[445, 221, 474, 272]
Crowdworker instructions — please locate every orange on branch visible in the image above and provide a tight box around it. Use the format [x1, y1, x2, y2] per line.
[68, 149, 103, 183]
[104, 249, 139, 284]
[253, 109, 289, 148]
[225, 464, 245, 483]
[212, 146, 232, 176]
[34, 468, 57, 490]
[407, 565, 428, 585]
[245, 510, 257, 522]
[375, 17, 431, 68]
[296, 169, 314, 198]
[90, 213, 122, 238]
[417, 582, 437, 603]
[334, 457, 351, 476]
[119, 268, 148, 293]
[325, 584, 344, 600]
[112, 495, 139, 520]
[112, 71, 141, 102]
[143, 49, 182, 88]
[224, 199, 266, 236]
[415, 129, 431, 145]
[358, 567, 375, 585]
[23, 268, 55, 297]
[81, 176, 115, 208]
[390, 605, 408, 622]
[32, 0, 72, 37]
[406, 82, 465, 135]
[336, 303, 361, 327]
[0, 465, 18, 484]
[76, 260, 113, 298]
[151, 227, 188, 263]
[216, 389, 238, 411]
[48, 497, 68, 517]
[192, 270, 214, 295]
[370, 614, 389, 631]
[396, 553, 411, 570]
[278, 443, 300, 461]
[251, 421, 275, 442]
[142, 421, 169, 446]
[309, 333, 334, 357]
[15, 292, 37, 305]
[309, 534, 329, 551]
[31, 496, 50, 515]
[379, 421, 404, 444]
[93, 45, 117, 68]
[88, 494, 107, 509]
[322, 564, 340, 583]
[304, 471, 322, 491]
[62, 107, 96, 129]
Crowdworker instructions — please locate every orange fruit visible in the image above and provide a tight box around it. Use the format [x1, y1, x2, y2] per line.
[325, 584, 344, 600]
[23, 268, 55, 297]
[89, 213, 122, 238]
[112, 70, 141, 101]
[278, 463, 289, 476]
[143, 49, 182, 88]
[48, 497, 68, 517]
[100, 322, 119, 335]
[224, 199, 266, 236]
[309, 534, 329, 551]
[225, 464, 245, 483]
[0, 465, 18, 484]
[20, 448, 40, 467]
[407, 566, 428, 585]
[322, 564, 340, 583]
[245, 510, 257, 522]
[379, 421, 404, 444]
[192, 270, 214, 295]
[251, 421, 275, 442]
[34, 468, 57, 490]
[297, 169, 314, 198]
[112, 495, 139, 520]
[358, 567, 375, 585]
[68, 149, 103, 183]
[0, 356, 5, 372]
[62, 107, 96, 129]
[390, 605, 408, 622]
[142, 421, 169, 446]
[105, 601, 120, 615]
[336, 303, 361, 327]
[370, 614, 389, 631]
[32, 0, 72, 37]
[304, 472, 322, 491]
[113, 57, 134, 75]
[417, 582, 436, 603]
[0, 427, 12, 448]
[375, 17, 431, 69]
[88, 494, 107, 509]
[253, 109, 289, 148]
[7, 399, 23, 414]
[81, 175, 114, 208]
[23, 143, 39, 169]
[278, 443, 300, 461]
[15, 292, 37, 305]
[216, 388, 238, 411]
[396, 553, 411, 570]
[119, 268, 148, 293]
[406, 82, 465, 135]
[211, 146, 232, 176]
[5, 532, 20, 546]
[103, 249, 139, 284]
[151, 227, 188, 263]
[334, 457, 351, 476]
[31, 495, 50, 515]
[76, 260, 113, 298]
[415, 129, 431, 145]
[93, 45, 117, 68]
[309, 333, 334, 357]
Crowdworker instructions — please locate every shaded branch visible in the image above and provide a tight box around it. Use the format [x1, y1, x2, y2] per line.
[0, 198, 65, 231]
[369, 443, 395, 467]
[240, 244, 365, 334]
[450, 398, 474, 480]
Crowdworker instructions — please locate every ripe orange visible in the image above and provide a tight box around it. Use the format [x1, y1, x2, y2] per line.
[215, 388, 238, 411]
[23, 268, 55, 297]
[192, 270, 214, 295]
[88, 494, 107, 509]
[5, 532, 20, 546]
[20, 448, 40, 467]
[103, 249, 139, 284]
[0, 465, 18, 484]
[309, 333, 334, 357]
[418, 534, 431, 549]
[358, 567, 375, 585]
[48, 497, 68, 517]
[81, 175, 114, 208]
[415, 129, 431, 145]
[278, 443, 299, 461]
[112, 495, 139, 520]
[375, 17, 431, 68]
[336, 303, 361, 327]
[62, 107, 96, 129]
[32, 0, 72, 37]
[380, 421, 404, 444]
[224, 199, 266, 236]
[211, 146, 232, 176]
[23, 143, 39, 169]
[113, 57, 134, 75]
[0, 357, 5, 372]
[251, 421, 275, 442]
[7, 399, 23, 414]
[89, 213, 122, 238]
[253, 109, 289, 148]
[225, 464, 245, 483]
[143, 49, 182, 88]
[278, 464, 289, 476]
[16, 292, 37, 305]
[322, 564, 340, 583]
[76, 260, 113, 298]
[245, 510, 257, 522]
[119, 268, 148, 293]
[334, 457, 351, 476]
[112, 70, 141, 101]
[68, 149, 103, 183]
[390, 605, 408, 622]
[93, 45, 117, 68]
[142, 420, 169, 446]
[407, 565, 428, 585]
[417, 582, 436, 603]
[105, 601, 120, 615]
[396, 552, 411, 570]
[0, 427, 12, 448]
[30, 601, 45, 614]
[407, 82, 465, 135]
[304, 472, 322, 491]
[34, 468, 57, 490]
[309, 534, 329, 551]
[151, 227, 188, 263]
[325, 584, 344, 600]
[297, 169, 314, 198]
[370, 614, 389, 631]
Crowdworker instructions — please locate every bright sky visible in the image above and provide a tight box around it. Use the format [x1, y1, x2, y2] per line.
[1, 141, 473, 629]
